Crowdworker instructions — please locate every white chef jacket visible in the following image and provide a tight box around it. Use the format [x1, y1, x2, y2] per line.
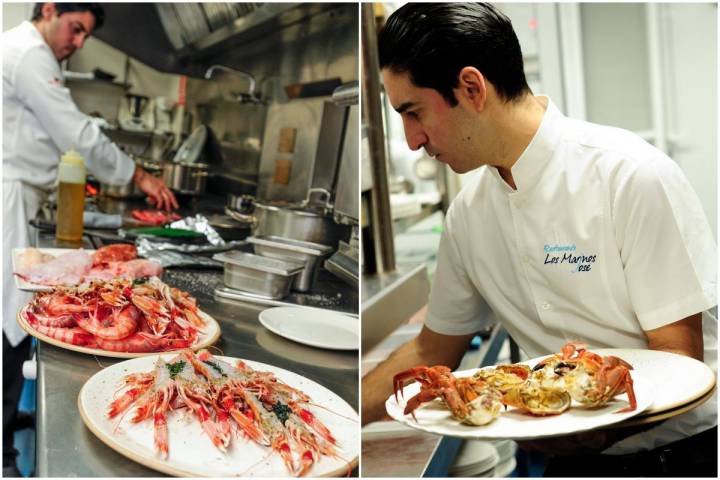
[2, 21, 135, 346]
[426, 96, 717, 454]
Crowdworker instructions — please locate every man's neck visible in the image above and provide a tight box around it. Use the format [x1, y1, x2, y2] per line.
[491, 95, 547, 190]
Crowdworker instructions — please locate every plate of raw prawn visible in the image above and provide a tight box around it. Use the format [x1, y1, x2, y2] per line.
[386, 343, 655, 440]
[78, 350, 359, 477]
[17, 277, 221, 358]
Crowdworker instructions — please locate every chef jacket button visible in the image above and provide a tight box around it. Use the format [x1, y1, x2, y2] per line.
[541, 302, 551, 310]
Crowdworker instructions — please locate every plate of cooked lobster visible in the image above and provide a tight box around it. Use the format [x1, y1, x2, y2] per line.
[12, 245, 163, 292]
[17, 276, 221, 358]
[78, 350, 359, 477]
[386, 343, 655, 440]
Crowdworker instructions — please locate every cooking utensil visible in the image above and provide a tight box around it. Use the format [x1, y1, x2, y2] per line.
[252, 202, 347, 247]
[172, 125, 207, 164]
[213, 251, 303, 299]
[162, 162, 209, 195]
[247, 235, 332, 292]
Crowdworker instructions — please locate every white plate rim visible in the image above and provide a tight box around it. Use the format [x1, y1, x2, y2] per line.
[77, 354, 359, 477]
[258, 306, 359, 351]
[590, 348, 716, 415]
[385, 365, 655, 441]
[17, 304, 221, 358]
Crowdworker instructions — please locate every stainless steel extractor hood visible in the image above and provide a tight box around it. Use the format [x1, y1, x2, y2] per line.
[93, 3, 341, 78]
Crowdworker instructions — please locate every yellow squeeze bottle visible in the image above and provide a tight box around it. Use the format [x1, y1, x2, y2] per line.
[55, 148, 86, 244]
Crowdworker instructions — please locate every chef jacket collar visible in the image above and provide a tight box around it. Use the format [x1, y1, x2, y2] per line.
[491, 96, 564, 194]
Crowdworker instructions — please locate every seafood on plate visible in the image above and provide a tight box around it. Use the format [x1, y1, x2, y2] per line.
[393, 366, 504, 425]
[14, 244, 163, 287]
[20, 276, 206, 353]
[108, 350, 347, 477]
[391, 342, 638, 425]
[530, 342, 637, 412]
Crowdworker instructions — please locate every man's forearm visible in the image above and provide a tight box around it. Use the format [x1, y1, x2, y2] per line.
[361, 339, 427, 425]
[361, 327, 475, 425]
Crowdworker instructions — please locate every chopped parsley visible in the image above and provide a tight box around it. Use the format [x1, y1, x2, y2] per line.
[203, 360, 227, 377]
[132, 278, 148, 285]
[166, 360, 186, 379]
[272, 402, 292, 425]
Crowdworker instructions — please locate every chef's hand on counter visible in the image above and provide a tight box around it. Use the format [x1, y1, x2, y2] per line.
[133, 167, 179, 211]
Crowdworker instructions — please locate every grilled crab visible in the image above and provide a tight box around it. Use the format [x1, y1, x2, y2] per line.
[393, 366, 504, 425]
[530, 342, 637, 413]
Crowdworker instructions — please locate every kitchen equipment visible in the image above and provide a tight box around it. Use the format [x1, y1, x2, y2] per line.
[162, 162, 209, 195]
[99, 182, 142, 199]
[172, 125, 207, 164]
[100, 158, 163, 199]
[213, 251, 303, 299]
[247, 235, 332, 292]
[119, 94, 154, 132]
[252, 202, 348, 247]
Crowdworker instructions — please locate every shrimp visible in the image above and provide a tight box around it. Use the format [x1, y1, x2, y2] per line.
[75, 304, 139, 340]
[29, 323, 93, 346]
[23, 310, 75, 328]
[94, 333, 193, 353]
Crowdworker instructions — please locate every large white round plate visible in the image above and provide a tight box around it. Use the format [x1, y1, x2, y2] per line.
[12, 247, 96, 292]
[17, 305, 221, 358]
[591, 349, 716, 415]
[258, 306, 358, 350]
[386, 367, 654, 440]
[78, 354, 359, 477]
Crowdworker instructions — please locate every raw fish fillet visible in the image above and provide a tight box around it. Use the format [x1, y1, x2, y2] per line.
[92, 244, 137, 266]
[15, 250, 93, 286]
[16, 248, 55, 272]
[87, 259, 163, 281]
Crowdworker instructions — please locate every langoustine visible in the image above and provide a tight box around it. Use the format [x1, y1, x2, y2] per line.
[107, 350, 348, 477]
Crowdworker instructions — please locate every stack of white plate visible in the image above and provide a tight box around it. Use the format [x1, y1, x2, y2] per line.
[489, 439, 518, 477]
[448, 440, 499, 477]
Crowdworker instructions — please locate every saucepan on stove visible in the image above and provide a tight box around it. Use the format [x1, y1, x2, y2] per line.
[162, 162, 209, 196]
[224, 195, 349, 248]
[100, 158, 163, 199]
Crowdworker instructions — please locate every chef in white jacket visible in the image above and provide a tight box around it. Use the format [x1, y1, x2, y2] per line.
[2, 4, 177, 474]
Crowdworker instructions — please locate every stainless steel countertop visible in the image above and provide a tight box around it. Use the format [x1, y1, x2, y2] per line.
[32, 223, 358, 476]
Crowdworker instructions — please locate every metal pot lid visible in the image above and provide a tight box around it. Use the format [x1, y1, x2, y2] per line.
[212, 251, 304, 275]
[172, 125, 207, 164]
[247, 235, 333, 255]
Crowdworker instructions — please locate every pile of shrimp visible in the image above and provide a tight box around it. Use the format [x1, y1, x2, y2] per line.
[21, 277, 205, 353]
[108, 350, 348, 477]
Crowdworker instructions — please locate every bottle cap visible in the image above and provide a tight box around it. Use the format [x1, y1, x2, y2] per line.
[61, 148, 85, 167]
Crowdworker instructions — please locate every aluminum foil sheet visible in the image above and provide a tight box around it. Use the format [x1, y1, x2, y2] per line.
[170, 214, 226, 246]
[136, 238, 224, 268]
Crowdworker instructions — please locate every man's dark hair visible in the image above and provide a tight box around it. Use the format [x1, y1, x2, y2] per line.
[31, 3, 105, 30]
[379, 3, 530, 106]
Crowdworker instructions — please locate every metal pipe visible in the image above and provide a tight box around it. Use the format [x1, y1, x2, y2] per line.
[361, 3, 395, 273]
[204, 64, 257, 97]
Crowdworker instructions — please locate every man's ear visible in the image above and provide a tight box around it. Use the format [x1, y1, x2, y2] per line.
[42, 3, 57, 20]
[455, 66, 487, 111]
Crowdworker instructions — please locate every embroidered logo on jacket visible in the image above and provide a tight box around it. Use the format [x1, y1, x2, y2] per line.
[543, 244, 597, 272]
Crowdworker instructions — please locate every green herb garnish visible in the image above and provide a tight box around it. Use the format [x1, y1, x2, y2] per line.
[132, 277, 149, 285]
[272, 401, 292, 425]
[203, 360, 227, 377]
[166, 360, 186, 379]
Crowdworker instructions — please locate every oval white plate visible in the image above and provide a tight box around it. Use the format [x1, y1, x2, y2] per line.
[18, 305, 221, 358]
[78, 354, 359, 477]
[386, 366, 654, 441]
[591, 348, 716, 415]
[258, 306, 359, 350]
